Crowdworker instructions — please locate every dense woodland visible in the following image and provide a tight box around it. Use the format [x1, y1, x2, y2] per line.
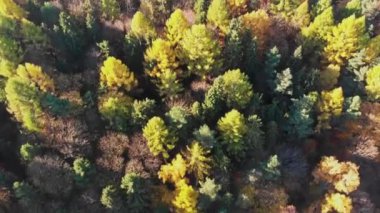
[0, 0, 380, 212]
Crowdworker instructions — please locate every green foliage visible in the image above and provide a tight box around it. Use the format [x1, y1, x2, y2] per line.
[165, 9, 190, 45]
[121, 172, 150, 212]
[131, 98, 156, 127]
[285, 92, 318, 139]
[207, 0, 230, 33]
[0, 32, 23, 64]
[275, 68, 293, 95]
[0, 78, 5, 102]
[40, 2, 60, 27]
[180, 24, 222, 78]
[101, 185, 122, 210]
[342, 0, 362, 17]
[20, 143, 39, 161]
[194, 0, 210, 23]
[41, 94, 73, 116]
[260, 155, 281, 180]
[143, 116, 177, 158]
[101, 0, 121, 21]
[13, 181, 35, 204]
[224, 18, 244, 70]
[99, 94, 133, 132]
[97, 40, 111, 58]
[264, 46, 281, 93]
[84, 0, 100, 41]
[343, 96, 361, 119]
[311, 0, 332, 17]
[245, 114, 264, 152]
[124, 34, 146, 73]
[193, 125, 217, 149]
[140, 0, 173, 25]
[166, 106, 190, 133]
[73, 157, 94, 186]
[217, 109, 247, 157]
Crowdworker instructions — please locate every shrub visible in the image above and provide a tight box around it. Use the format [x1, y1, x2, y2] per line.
[100, 57, 138, 91]
[207, 0, 230, 33]
[180, 24, 222, 78]
[130, 11, 156, 40]
[365, 65, 380, 100]
[101, 0, 121, 21]
[20, 143, 39, 161]
[73, 157, 95, 186]
[143, 116, 177, 159]
[158, 154, 187, 184]
[183, 142, 212, 181]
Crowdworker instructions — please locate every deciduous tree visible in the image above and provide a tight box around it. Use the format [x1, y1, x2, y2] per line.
[130, 11, 156, 40]
[183, 142, 212, 181]
[365, 65, 380, 100]
[165, 9, 190, 45]
[207, 0, 230, 33]
[100, 57, 138, 91]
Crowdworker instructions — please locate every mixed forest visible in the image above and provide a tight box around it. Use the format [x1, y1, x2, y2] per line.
[0, 0, 380, 212]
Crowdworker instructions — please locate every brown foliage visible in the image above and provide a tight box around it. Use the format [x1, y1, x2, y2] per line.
[98, 131, 129, 156]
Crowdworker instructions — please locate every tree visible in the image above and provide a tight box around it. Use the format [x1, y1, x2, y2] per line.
[101, 185, 122, 210]
[20, 143, 39, 161]
[217, 109, 247, 156]
[180, 24, 221, 79]
[57, 12, 85, 58]
[139, 0, 173, 25]
[143, 116, 177, 159]
[16, 63, 54, 92]
[130, 11, 156, 40]
[199, 178, 221, 201]
[207, 0, 230, 33]
[193, 125, 217, 149]
[73, 157, 94, 186]
[324, 15, 369, 66]
[166, 106, 190, 133]
[194, 0, 210, 23]
[311, 0, 332, 17]
[292, 0, 311, 27]
[342, 0, 362, 17]
[319, 64, 341, 90]
[242, 10, 271, 55]
[301, 6, 334, 42]
[99, 94, 133, 131]
[0, 0, 27, 19]
[317, 87, 344, 129]
[101, 0, 121, 21]
[260, 155, 281, 180]
[183, 142, 212, 181]
[158, 154, 187, 184]
[156, 70, 183, 98]
[224, 18, 244, 70]
[131, 98, 156, 127]
[172, 179, 199, 213]
[100, 57, 138, 91]
[120, 172, 150, 212]
[274, 68, 293, 95]
[165, 9, 190, 45]
[365, 65, 380, 101]
[144, 38, 180, 78]
[321, 193, 353, 213]
[313, 156, 360, 194]
[227, 0, 248, 16]
[264, 46, 281, 93]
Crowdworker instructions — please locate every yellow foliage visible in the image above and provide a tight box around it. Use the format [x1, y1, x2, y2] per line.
[317, 87, 344, 129]
[158, 154, 187, 184]
[321, 193, 353, 213]
[242, 10, 271, 55]
[319, 64, 341, 90]
[130, 11, 156, 40]
[173, 179, 199, 213]
[301, 6, 334, 41]
[324, 15, 369, 66]
[100, 57, 138, 91]
[184, 142, 212, 181]
[165, 9, 190, 45]
[207, 0, 230, 33]
[293, 0, 310, 27]
[313, 156, 360, 194]
[144, 38, 180, 78]
[365, 35, 380, 63]
[365, 65, 380, 101]
[227, 0, 248, 17]
[0, 0, 27, 19]
[16, 63, 54, 92]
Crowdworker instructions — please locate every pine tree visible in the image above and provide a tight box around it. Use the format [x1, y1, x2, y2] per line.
[120, 172, 150, 212]
[172, 179, 199, 213]
[20, 143, 39, 161]
[130, 11, 156, 40]
[165, 9, 190, 45]
[143, 116, 177, 159]
[99, 94, 133, 132]
[180, 24, 221, 79]
[100, 57, 138, 91]
[342, 0, 362, 17]
[264, 46, 281, 93]
[324, 15, 369, 66]
[157, 70, 183, 98]
[224, 18, 244, 70]
[0, 0, 27, 19]
[100, 185, 122, 210]
[57, 12, 85, 58]
[101, 0, 121, 21]
[207, 0, 230, 33]
[158, 154, 187, 183]
[365, 65, 380, 100]
[275, 68, 293, 95]
[16, 63, 54, 92]
[217, 109, 247, 157]
[73, 158, 94, 186]
[183, 142, 212, 181]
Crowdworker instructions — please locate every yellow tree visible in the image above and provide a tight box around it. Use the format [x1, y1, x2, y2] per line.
[227, 0, 248, 17]
[100, 57, 138, 91]
[183, 142, 212, 181]
[172, 179, 199, 213]
[242, 10, 271, 55]
[158, 154, 187, 184]
[130, 11, 156, 40]
[16, 63, 54, 92]
[0, 0, 27, 19]
[324, 15, 369, 66]
[292, 0, 310, 27]
[364, 35, 380, 63]
[317, 87, 344, 130]
[165, 9, 190, 45]
[301, 6, 334, 41]
[365, 65, 380, 101]
[207, 0, 230, 33]
[143, 116, 176, 159]
[180, 24, 221, 79]
[321, 193, 353, 213]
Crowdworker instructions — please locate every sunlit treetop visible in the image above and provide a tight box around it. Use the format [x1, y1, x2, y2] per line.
[207, 0, 230, 33]
[131, 11, 157, 40]
[100, 57, 138, 91]
[16, 63, 54, 93]
[165, 9, 190, 45]
[0, 0, 27, 19]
